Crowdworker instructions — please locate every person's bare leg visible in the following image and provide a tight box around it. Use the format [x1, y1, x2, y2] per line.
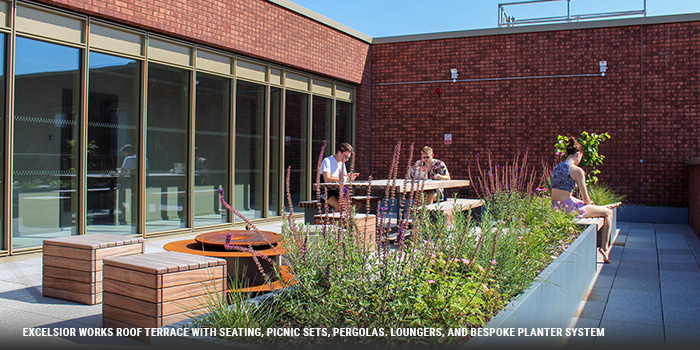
[425, 190, 438, 204]
[327, 196, 340, 211]
[583, 205, 613, 263]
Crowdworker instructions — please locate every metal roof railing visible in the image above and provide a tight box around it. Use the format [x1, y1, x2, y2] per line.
[498, 0, 646, 27]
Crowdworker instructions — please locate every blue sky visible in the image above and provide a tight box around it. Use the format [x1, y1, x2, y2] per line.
[290, 0, 700, 37]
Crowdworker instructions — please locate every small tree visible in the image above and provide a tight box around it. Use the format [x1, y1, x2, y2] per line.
[554, 131, 610, 186]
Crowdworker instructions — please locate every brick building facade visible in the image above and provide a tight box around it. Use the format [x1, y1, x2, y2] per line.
[27, 0, 700, 207]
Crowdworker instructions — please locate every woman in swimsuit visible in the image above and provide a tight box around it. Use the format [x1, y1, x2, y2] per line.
[551, 138, 621, 263]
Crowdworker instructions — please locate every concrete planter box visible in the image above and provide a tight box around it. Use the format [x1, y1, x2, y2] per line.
[468, 219, 601, 348]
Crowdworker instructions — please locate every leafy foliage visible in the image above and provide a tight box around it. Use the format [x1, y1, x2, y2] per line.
[555, 132, 610, 186]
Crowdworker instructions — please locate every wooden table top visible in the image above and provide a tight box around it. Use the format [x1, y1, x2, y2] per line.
[316, 179, 470, 193]
[163, 239, 285, 258]
[195, 230, 282, 248]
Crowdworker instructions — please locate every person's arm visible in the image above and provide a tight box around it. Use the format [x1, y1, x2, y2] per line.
[433, 160, 451, 180]
[570, 165, 593, 204]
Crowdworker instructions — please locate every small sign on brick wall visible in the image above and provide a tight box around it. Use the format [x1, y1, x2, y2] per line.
[444, 133, 452, 145]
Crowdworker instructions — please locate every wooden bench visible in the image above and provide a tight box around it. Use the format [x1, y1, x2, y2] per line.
[102, 251, 226, 338]
[300, 196, 383, 223]
[575, 217, 606, 248]
[313, 213, 377, 251]
[423, 198, 484, 224]
[42, 234, 144, 305]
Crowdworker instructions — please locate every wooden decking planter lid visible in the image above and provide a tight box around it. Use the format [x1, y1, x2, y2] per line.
[43, 233, 143, 248]
[103, 251, 226, 275]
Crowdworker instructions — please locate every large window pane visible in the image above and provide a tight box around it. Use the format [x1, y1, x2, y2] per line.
[269, 87, 282, 217]
[13, 37, 81, 249]
[87, 52, 141, 235]
[146, 63, 189, 232]
[336, 100, 353, 147]
[235, 81, 265, 220]
[0, 34, 5, 251]
[312, 96, 332, 161]
[284, 91, 308, 211]
[194, 73, 229, 226]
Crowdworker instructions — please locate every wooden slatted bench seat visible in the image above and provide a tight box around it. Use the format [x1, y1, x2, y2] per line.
[574, 217, 605, 230]
[423, 198, 484, 224]
[102, 251, 226, 338]
[313, 213, 377, 251]
[42, 234, 144, 305]
[299, 200, 321, 223]
[574, 217, 607, 248]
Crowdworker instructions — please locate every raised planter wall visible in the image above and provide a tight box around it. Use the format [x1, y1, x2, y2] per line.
[469, 222, 598, 348]
[688, 157, 700, 238]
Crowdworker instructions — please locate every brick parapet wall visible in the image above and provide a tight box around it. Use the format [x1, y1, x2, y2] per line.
[38, 0, 370, 84]
[365, 22, 700, 205]
[688, 159, 700, 238]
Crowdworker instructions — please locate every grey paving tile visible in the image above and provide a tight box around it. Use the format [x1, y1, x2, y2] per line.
[594, 320, 665, 348]
[611, 275, 660, 292]
[657, 240, 690, 250]
[658, 253, 697, 264]
[623, 241, 657, 249]
[585, 286, 612, 302]
[591, 274, 614, 290]
[600, 301, 663, 326]
[665, 325, 700, 350]
[659, 270, 700, 282]
[658, 261, 700, 273]
[577, 300, 606, 320]
[663, 305, 700, 328]
[662, 291, 700, 309]
[606, 288, 661, 309]
[660, 276, 700, 292]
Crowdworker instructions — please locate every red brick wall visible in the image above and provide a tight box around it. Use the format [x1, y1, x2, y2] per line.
[38, 0, 370, 84]
[689, 161, 700, 237]
[365, 22, 700, 205]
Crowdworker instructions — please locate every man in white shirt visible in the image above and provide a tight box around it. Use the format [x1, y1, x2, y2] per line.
[319, 142, 359, 211]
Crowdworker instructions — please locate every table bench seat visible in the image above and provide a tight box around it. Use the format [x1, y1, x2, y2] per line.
[423, 198, 484, 224]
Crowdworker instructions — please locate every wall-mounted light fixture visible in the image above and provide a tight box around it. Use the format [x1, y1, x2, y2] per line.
[450, 68, 459, 82]
[599, 61, 608, 76]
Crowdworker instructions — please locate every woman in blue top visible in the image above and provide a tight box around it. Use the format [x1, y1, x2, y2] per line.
[551, 138, 621, 263]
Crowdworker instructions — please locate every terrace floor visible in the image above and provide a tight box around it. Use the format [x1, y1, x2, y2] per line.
[0, 221, 699, 349]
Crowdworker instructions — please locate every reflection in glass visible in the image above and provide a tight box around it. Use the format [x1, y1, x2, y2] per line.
[235, 81, 265, 220]
[284, 91, 308, 211]
[146, 63, 189, 232]
[194, 73, 229, 226]
[0, 34, 4, 250]
[87, 52, 141, 235]
[13, 37, 81, 249]
[269, 87, 282, 216]
[312, 96, 332, 162]
[336, 101, 353, 147]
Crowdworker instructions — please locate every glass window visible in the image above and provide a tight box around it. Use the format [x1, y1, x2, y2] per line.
[86, 52, 141, 235]
[13, 37, 81, 249]
[336, 100, 353, 147]
[194, 72, 229, 227]
[235, 80, 265, 220]
[269, 87, 282, 216]
[145, 63, 189, 232]
[312, 96, 332, 161]
[0, 34, 4, 251]
[284, 90, 309, 211]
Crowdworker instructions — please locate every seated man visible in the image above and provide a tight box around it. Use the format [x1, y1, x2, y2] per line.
[411, 146, 451, 204]
[319, 142, 359, 211]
